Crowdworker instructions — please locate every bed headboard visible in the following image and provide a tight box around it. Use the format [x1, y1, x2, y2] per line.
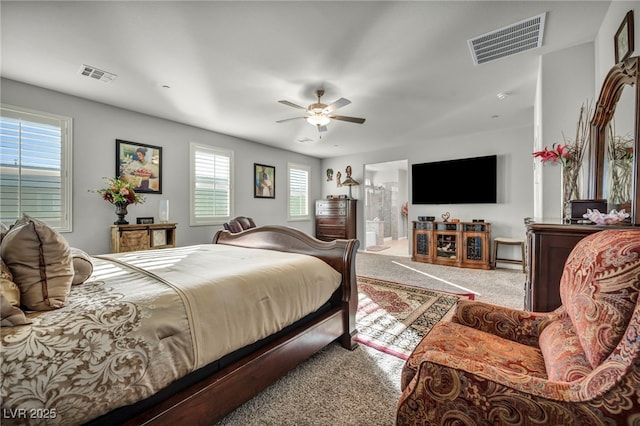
[213, 225, 359, 278]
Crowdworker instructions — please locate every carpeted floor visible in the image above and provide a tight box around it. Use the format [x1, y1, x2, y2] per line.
[216, 252, 525, 425]
[356, 252, 525, 310]
[216, 343, 404, 426]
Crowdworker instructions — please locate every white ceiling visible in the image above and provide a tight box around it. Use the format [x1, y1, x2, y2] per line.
[0, 1, 612, 159]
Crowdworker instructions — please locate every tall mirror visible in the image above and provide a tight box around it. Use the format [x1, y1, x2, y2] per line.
[589, 56, 640, 225]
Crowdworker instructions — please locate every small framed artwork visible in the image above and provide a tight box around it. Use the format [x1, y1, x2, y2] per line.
[614, 10, 634, 63]
[254, 163, 275, 198]
[116, 139, 162, 193]
[136, 217, 154, 225]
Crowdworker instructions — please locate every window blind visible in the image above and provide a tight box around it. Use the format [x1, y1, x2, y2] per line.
[0, 105, 72, 231]
[190, 143, 233, 225]
[288, 163, 309, 220]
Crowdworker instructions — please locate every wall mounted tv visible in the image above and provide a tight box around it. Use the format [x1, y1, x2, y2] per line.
[412, 155, 497, 204]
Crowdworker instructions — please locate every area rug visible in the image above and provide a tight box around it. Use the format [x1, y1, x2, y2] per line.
[356, 276, 474, 359]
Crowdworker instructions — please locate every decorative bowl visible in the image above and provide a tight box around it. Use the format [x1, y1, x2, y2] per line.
[583, 208, 630, 225]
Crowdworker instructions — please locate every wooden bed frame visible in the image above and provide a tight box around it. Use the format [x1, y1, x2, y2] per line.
[122, 225, 359, 425]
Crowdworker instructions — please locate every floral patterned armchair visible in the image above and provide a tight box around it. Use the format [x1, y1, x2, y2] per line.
[397, 229, 640, 425]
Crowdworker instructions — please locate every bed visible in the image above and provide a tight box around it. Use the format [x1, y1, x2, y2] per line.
[1, 224, 359, 425]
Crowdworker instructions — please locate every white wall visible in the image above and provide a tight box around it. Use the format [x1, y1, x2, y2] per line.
[595, 3, 640, 87]
[538, 42, 596, 219]
[334, 1, 639, 254]
[1, 78, 322, 255]
[5, 4, 637, 256]
[322, 124, 534, 248]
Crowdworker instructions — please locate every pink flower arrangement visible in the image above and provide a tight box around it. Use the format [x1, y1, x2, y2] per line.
[97, 177, 145, 205]
[532, 143, 572, 165]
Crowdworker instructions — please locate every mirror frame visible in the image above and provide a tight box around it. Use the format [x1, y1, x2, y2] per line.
[589, 56, 640, 225]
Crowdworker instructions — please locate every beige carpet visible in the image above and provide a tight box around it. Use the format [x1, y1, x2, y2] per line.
[216, 253, 525, 425]
[216, 343, 404, 426]
[356, 252, 525, 310]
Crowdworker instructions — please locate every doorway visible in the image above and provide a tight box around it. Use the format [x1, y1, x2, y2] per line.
[363, 160, 409, 256]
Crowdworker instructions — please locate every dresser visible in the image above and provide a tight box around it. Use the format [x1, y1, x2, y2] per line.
[315, 199, 357, 241]
[110, 223, 177, 253]
[525, 221, 636, 312]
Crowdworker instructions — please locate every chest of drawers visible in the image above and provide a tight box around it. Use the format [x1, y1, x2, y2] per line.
[315, 199, 357, 241]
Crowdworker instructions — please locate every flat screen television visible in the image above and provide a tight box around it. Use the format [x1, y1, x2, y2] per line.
[412, 155, 497, 204]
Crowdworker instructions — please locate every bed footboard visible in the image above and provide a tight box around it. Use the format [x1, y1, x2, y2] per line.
[213, 225, 360, 350]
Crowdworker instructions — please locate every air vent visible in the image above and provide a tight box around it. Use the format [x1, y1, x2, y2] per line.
[468, 13, 546, 65]
[78, 64, 117, 83]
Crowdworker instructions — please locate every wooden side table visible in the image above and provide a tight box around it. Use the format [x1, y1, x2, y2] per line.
[110, 223, 176, 253]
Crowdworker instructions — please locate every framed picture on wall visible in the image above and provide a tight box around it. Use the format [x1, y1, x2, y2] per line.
[614, 10, 634, 63]
[116, 139, 162, 193]
[254, 163, 275, 198]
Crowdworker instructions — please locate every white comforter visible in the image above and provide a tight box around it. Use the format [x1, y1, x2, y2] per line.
[1, 244, 342, 425]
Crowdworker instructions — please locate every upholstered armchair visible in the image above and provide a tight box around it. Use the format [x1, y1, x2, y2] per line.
[397, 229, 640, 425]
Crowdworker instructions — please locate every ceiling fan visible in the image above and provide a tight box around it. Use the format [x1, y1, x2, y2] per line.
[277, 89, 366, 135]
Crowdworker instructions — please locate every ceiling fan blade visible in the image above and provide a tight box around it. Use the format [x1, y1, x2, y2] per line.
[329, 114, 366, 124]
[276, 116, 306, 123]
[324, 97, 351, 113]
[278, 100, 308, 110]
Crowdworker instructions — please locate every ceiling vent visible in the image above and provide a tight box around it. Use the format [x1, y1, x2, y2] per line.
[468, 13, 546, 65]
[78, 64, 117, 83]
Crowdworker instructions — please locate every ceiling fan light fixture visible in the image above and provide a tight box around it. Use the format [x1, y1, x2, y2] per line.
[306, 115, 331, 126]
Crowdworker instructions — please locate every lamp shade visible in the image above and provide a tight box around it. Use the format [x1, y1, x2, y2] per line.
[306, 115, 331, 126]
[341, 176, 360, 186]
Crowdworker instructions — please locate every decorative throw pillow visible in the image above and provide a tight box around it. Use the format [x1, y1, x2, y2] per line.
[71, 247, 94, 285]
[0, 258, 30, 326]
[0, 215, 73, 311]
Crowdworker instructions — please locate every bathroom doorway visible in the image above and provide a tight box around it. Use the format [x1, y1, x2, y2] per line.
[363, 160, 409, 256]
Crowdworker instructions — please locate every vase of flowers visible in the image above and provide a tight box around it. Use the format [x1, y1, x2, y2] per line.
[97, 177, 145, 224]
[607, 124, 634, 209]
[533, 101, 591, 221]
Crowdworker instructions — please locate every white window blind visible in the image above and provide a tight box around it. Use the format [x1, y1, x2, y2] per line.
[288, 162, 310, 221]
[0, 105, 72, 231]
[189, 142, 233, 225]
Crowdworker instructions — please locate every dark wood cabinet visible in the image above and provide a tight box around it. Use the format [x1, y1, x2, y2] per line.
[525, 222, 636, 312]
[315, 199, 356, 241]
[412, 221, 491, 270]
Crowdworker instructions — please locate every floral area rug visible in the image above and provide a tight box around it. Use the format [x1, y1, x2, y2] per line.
[356, 276, 473, 359]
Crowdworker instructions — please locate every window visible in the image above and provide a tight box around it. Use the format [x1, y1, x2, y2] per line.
[0, 104, 73, 231]
[288, 162, 310, 221]
[189, 142, 233, 225]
